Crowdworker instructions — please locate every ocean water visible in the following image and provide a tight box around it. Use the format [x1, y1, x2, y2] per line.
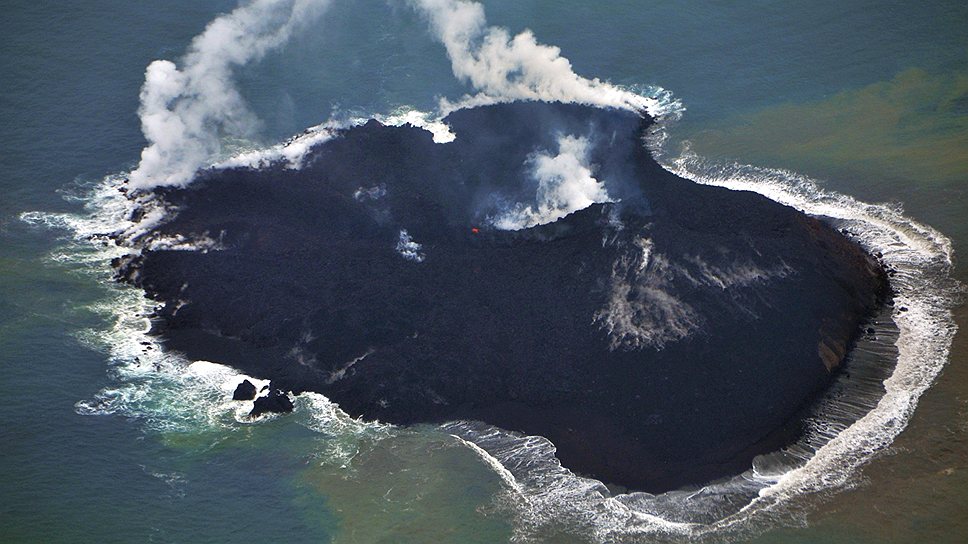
[1, 1, 966, 542]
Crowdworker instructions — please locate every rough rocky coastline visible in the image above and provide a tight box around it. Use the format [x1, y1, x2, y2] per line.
[112, 102, 889, 492]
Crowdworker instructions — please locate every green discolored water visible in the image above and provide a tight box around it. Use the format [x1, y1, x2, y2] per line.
[1, 1, 966, 542]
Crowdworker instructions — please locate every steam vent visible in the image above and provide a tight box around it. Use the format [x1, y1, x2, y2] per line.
[115, 102, 888, 492]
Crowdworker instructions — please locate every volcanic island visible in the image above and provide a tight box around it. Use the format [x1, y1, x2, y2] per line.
[113, 102, 889, 492]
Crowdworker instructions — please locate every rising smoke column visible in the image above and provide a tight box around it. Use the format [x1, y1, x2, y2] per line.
[129, 0, 331, 189]
[407, 0, 657, 113]
[492, 134, 611, 230]
[129, 0, 668, 189]
[408, 0, 672, 229]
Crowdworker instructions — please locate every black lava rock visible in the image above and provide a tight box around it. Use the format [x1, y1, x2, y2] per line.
[116, 101, 888, 492]
[232, 379, 257, 401]
[250, 389, 294, 417]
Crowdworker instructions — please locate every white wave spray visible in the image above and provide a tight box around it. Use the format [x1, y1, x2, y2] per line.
[442, 143, 959, 541]
[20, 0, 963, 542]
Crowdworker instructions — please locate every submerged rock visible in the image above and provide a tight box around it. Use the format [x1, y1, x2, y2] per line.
[115, 101, 888, 492]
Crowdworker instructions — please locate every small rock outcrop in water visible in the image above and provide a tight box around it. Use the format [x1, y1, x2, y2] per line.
[115, 102, 888, 492]
[250, 389, 295, 417]
[232, 379, 257, 401]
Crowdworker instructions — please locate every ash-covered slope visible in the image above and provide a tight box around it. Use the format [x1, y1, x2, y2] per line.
[115, 102, 888, 492]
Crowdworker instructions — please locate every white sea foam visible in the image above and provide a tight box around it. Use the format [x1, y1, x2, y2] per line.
[447, 132, 959, 541]
[30, 114, 961, 544]
[19, 0, 962, 540]
[648, 148, 960, 534]
[40, 109, 957, 542]
[20, 176, 170, 254]
[19, 175, 381, 440]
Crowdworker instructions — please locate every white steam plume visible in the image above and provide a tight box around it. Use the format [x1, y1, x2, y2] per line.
[408, 0, 660, 113]
[129, 0, 330, 189]
[493, 134, 611, 230]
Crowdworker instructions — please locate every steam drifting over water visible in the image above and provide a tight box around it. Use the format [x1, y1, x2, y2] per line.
[407, 0, 667, 114]
[130, 0, 676, 191]
[130, 0, 332, 188]
[20, 0, 962, 542]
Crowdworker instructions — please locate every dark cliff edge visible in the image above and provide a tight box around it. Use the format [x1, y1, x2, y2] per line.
[112, 102, 890, 493]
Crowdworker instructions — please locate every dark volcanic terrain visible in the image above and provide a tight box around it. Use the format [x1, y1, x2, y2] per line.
[114, 102, 888, 492]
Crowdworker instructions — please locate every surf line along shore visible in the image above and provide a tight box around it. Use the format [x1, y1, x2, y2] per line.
[111, 101, 889, 493]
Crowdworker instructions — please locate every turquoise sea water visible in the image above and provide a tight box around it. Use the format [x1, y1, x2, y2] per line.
[2, 1, 966, 542]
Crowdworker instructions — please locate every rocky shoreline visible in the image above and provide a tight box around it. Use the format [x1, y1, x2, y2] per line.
[112, 102, 889, 492]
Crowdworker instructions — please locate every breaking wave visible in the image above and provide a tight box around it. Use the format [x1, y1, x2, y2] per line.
[19, 0, 962, 542]
[441, 129, 961, 540]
